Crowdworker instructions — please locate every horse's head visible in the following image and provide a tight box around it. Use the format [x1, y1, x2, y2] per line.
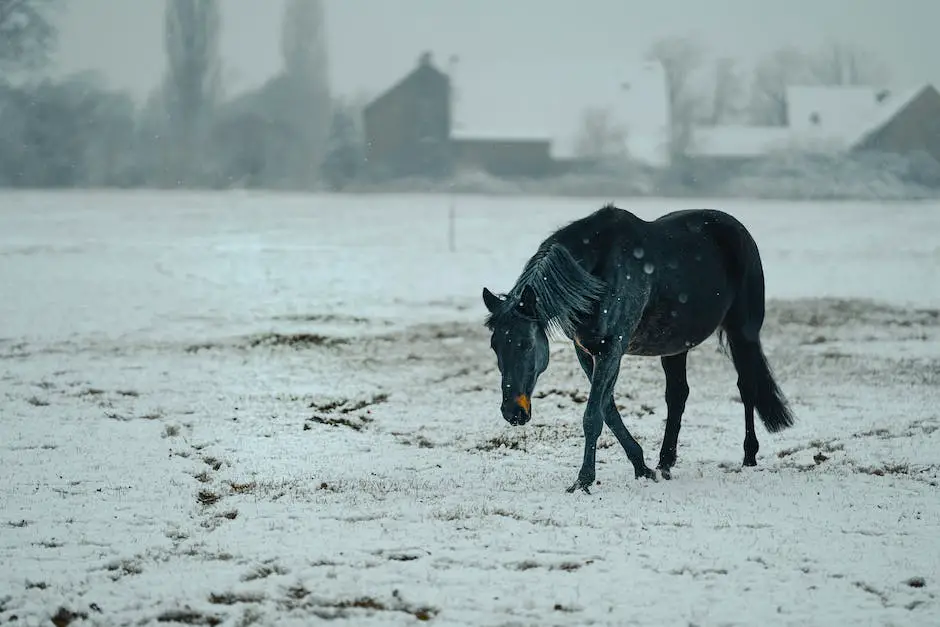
[482, 284, 550, 426]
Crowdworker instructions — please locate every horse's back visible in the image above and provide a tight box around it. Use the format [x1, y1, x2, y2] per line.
[625, 209, 755, 356]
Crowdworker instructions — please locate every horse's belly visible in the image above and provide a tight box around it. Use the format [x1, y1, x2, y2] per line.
[625, 302, 727, 357]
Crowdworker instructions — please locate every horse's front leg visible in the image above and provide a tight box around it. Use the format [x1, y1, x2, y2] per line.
[566, 347, 626, 494]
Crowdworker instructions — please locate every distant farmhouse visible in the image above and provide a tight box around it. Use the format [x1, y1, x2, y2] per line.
[689, 84, 940, 169]
[362, 52, 671, 180]
[363, 51, 940, 182]
[362, 52, 453, 180]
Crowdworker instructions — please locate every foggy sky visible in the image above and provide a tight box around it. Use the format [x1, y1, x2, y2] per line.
[56, 0, 940, 102]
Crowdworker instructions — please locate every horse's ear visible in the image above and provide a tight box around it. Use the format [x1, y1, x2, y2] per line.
[518, 284, 537, 319]
[482, 287, 502, 313]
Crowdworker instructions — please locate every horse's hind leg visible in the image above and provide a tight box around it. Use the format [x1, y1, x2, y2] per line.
[657, 352, 689, 480]
[574, 344, 656, 483]
[725, 329, 761, 466]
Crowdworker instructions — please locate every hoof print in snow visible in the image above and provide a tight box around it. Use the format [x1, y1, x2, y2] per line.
[853, 581, 890, 606]
[307, 414, 373, 431]
[155, 608, 223, 625]
[197, 490, 222, 506]
[240, 562, 289, 582]
[534, 388, 588, 404]
[245, 332, 349, 350]
[305, 393, 388, 431]
[51, 606, 89, 627]
[105, 559, 143, 581]
[162, 423, 181, 438]
[207, 591, 264, 605]
[200, 510, 239, 528]
[76, 387, 106, 399]
[202, 456, 223, 471]
[552, 561, 584, 572]
[393, 433, 435, 448]
[512, 559, 591, 572]
[475, 434, 525, 452]
[373, 548, 429, 562]
[185, 332, 348, 354]
[227, 481, 257, 495]
[301, 592, 438, 622]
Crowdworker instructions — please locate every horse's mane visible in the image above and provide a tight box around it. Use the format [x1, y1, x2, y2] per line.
[485, 242, 606, 338]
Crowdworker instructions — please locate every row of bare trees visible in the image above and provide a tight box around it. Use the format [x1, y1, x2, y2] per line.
[153, 0, 333, 187]
[575, 36, 890, 162]
[0, 0, 58, 72]
[1, 0, 346, 189]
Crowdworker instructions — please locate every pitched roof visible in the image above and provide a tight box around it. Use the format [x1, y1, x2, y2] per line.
[364, 52, 449, 116]
[786, 84, 932, 152]
[851, 84, 935, 149]
[450, 58, 671, 167]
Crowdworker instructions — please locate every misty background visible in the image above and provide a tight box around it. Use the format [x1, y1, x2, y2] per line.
[3, 0, 940, 197]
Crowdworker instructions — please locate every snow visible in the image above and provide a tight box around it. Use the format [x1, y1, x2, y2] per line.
[786, 84, 930, 153]
[2, 190, 939, 626]
[452, 59, 671, 167]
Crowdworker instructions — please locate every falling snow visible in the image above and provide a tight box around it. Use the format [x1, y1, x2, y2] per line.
[1, 192, 938, 627]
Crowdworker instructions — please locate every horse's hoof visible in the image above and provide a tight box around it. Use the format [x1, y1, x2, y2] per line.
[659, 467, 672, 481]
[565, 478, 592, 494]
[635, 467, 658, 482]
[742, 458, 758, 467]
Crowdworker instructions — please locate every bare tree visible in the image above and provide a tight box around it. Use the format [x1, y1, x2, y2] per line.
[574, 107, 626, 160]
[162, 0, 221, 185]
[280, 0, 332, 188]
[0, 0, 59, 73]
[710, 57, 745, 125]
[748, 46, 814, 126]
[646, 35, 705, 157]
[809, 42, 889, 86]
[749, 42, 890, 126]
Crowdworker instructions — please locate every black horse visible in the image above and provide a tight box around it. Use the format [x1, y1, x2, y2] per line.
[482, 204, 794, 493]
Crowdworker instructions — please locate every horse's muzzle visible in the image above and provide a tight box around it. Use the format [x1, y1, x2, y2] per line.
[502, 396, 531, 426]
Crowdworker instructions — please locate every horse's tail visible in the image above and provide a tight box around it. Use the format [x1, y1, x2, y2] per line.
[726, 332, 795, 432]
[720, 225, 795, 433]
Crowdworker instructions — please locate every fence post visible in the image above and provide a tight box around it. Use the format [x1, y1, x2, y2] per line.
[448, 197, 456, 253]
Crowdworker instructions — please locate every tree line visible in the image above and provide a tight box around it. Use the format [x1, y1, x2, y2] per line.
[0, 2, 903, 191]
[0, 0, 364, 190]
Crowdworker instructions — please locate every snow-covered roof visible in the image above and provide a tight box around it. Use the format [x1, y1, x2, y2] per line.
[690, 85, 936, 159]
[851, 85, 932, 149]
[786, 84, 930, 152]
[450, 58, 671, 167]
[689, 125, 793, 158]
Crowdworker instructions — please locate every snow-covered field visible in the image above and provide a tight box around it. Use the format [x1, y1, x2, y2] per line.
[2, 191, 939, 626]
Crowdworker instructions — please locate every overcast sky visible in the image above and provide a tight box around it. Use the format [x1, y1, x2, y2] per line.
[55, 0, 940, 101]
